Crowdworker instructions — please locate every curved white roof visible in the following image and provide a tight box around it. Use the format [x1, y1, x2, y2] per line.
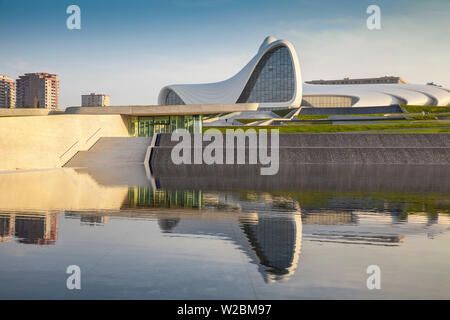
[159, 37, 450, 108]
[159, 36, 303, 109]
[303, 83, 450, 107]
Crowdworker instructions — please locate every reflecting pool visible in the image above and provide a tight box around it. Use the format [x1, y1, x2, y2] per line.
[0, 165, 449, 299]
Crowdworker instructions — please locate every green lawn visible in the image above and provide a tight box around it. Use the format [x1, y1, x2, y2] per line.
[373, 128, 450, 133]
[271, 190, 450, 215]
[212, 105, 450, 132]
[404, 114, 439, 120]
[285, 120, 333, 125]
[402, 105, 450, 114]
[296, 113, 406, 120]
[296, 115, 329, 120]
[235, 118, 270, 124]
[205, 122, 450, 133]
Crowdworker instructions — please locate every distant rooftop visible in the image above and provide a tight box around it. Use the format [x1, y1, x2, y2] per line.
[84, 93, 109, 96]
[306, 76, 408, 85]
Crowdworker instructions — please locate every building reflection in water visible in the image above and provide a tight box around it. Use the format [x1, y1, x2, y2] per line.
[0, 212, 58, 245]
[121, 187, 447, 283]
[0, 214, 14, 243]
[126, 188, 304, 283]
[238, 214, 302, 283]
[65, 212, 109, 226]
[125, 187, 202, 209]
[1, 186, 447, 284]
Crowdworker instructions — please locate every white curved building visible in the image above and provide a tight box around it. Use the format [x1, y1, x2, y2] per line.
[302, 83, 450, 107]
[159, 37, 450, 109]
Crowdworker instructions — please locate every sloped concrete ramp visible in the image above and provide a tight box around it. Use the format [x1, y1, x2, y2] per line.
[64, 137, 151, 168]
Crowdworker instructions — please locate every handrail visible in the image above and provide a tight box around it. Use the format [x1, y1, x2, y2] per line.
[59, 127, 101, 163]
[59, 141, 79, 159]
[85, 127, 102, 144]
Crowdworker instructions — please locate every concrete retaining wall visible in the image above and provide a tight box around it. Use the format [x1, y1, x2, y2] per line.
[151, 133, 450, 169]
[0, 114, 129, 171]
[152, 146, 450, 166]
[158, 133, 450, 148]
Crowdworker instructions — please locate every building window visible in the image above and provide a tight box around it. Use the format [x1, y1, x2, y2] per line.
[129, 115, 202, 137]
[301, 95, 356, 108]
[165, 89, 185, 105]
[237, 45, 295, 103]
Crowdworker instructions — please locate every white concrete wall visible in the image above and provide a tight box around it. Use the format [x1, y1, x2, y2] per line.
[0, 114, 129, 171]
[0, 108, 64, 117]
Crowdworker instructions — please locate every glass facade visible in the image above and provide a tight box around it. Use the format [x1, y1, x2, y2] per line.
[301, 95, 356, 108]
[126, 187, 202, 209]
[165, 89, 185, 105]
[237, 46, 295, 103]
[129, 115, 202, 137]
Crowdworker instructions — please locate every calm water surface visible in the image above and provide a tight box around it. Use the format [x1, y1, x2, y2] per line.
[0, 165, 449, 299]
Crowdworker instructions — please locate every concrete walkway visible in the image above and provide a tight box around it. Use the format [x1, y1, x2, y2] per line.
[64, 137, 152, 168]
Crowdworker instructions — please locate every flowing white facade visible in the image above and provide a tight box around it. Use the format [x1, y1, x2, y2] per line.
[159, 36, 302, 109]
[159, 37, 450, 108]
[303, 83, 450, 107]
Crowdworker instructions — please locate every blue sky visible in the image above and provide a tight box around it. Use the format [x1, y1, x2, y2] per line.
[0, 0, 449, 107]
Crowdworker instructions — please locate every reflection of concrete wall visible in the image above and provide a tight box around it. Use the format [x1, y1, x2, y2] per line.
[0, 114, 129, 170]
[155, 164, 450, 194]
[0, 169, 128, 211]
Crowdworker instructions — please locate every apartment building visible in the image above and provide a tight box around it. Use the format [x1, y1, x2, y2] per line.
[81, 93, 110, 107]
[0, 75, 16, 108]
[16, 73, 59, 108]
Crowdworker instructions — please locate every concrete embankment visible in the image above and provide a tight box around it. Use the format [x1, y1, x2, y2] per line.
[151, 133, 450, 169]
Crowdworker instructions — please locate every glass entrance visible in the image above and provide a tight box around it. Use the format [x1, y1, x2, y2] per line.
[137, 117, 153, 137]
[129, 115, 202, 137]
[153, 116, 170, 134]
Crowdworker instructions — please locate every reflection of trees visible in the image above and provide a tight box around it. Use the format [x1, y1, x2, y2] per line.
[272, 191, 450, 217]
